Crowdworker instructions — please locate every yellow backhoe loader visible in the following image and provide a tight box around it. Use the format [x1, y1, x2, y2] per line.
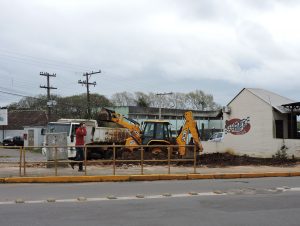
[97, 108, 203, 159]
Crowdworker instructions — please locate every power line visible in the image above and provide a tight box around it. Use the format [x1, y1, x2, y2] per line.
[78, 70, 101, 119]
[0, 88, 104, 110]
[0, 89, 33, 98]
[40, 72, 57, 120]
[0, 48, 92, 71]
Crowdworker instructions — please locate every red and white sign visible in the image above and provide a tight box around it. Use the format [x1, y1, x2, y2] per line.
[225, 117, 251, 135]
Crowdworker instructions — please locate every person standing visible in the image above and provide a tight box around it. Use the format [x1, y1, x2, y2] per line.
[74, 122, 87, 172]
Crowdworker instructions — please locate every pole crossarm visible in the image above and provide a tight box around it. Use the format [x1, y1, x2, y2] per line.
[40, 72, 57, 121]
[78, 70, 101, 119]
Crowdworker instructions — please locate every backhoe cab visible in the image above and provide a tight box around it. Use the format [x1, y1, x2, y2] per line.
[141, 120, 172, 145]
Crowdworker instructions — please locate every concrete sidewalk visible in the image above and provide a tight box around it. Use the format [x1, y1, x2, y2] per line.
[1, 147, 300, 183]
[1, 164, 300, 183]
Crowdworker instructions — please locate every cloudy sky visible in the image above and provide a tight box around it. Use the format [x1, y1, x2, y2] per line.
[0, 0, 300, 107]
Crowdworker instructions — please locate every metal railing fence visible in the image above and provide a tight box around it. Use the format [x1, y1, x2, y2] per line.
[0, 144, 200, 177]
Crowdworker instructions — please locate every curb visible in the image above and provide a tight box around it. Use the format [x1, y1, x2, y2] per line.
[3, 175, 130, 183]
[290, 172, 300, 176]
[1, 172, 300, 183]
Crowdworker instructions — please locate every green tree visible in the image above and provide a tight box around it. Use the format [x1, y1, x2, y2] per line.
[186, 90, 219, 110]
[8, 95, 50, 110]
[111, 91, 135, 106]
[55, 93, 111, 119]
[134, 92, 150, 107]
[8, 93, 112, 119]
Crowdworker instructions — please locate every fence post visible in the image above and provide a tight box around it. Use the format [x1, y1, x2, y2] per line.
[193, 145, 197, 174]
[168, 146, 171, 174]
[84, 146, 87, 176]
[54, 146, 58, 176]
[19, 147, 23, 177]
[23, 147, 26, 176]
[113, 143, 116, 175]
[141, 146, 144, 175]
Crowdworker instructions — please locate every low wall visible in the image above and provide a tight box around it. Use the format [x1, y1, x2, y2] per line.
[202, 139, 300, 158]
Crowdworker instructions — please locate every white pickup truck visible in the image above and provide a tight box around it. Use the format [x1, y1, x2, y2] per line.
[42, 119, 129, 159]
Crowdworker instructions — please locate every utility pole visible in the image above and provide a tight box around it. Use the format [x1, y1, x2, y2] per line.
[40, 72, 57, 121]
[156, 92, 173, 119]
[78, 70, 101, 119]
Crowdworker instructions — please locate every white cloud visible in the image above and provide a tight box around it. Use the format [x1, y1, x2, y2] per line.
[1, 0, 300, 106]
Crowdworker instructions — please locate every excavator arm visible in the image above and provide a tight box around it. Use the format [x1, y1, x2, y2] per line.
[98, 108, 142, 145]
[176, 111, 203, 156]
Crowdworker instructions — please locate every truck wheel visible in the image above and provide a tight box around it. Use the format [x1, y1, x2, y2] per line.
[150, 147, 168, 160]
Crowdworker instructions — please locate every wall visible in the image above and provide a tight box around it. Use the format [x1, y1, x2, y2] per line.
[222, 89, 274, 156]
[109, 107, 129, 117]
[203, 138, 300, 158]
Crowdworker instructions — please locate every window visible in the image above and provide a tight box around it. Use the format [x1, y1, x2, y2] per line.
[143, 123, 155, 137]
[164, 124, 170, 139]
[155, 123, 164, 139]
[47, 123, 71, 134]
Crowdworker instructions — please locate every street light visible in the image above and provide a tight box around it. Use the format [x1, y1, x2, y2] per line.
[156, 92, 173, 119]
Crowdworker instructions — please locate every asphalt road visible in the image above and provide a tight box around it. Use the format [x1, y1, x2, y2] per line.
[0, 147, 44, 162]
[0, 177, 300, 226]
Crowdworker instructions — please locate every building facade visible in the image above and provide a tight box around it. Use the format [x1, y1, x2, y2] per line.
[204, 88, 300, 158]
[107, 106, 222, 140]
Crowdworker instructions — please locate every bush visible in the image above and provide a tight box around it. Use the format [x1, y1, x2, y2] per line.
[272, 145, 288, 160]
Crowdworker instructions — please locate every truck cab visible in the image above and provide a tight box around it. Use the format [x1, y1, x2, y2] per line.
[42, 119, 97, 159]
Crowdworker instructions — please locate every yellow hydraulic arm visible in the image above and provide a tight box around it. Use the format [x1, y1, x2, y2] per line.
[110, 112, 142, 145]
[176, 111, 203, 156]
[98, 108, 142, 146]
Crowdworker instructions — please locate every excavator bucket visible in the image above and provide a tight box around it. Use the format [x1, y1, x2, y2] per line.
[97, 108, 115, 121]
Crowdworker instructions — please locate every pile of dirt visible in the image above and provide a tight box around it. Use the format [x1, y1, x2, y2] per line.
[199, 153, 298, 167]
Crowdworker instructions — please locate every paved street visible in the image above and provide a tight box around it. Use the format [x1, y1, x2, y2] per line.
[0, 147, 44, 163]
[0, 177, 300, 201]
[0, 177, 300, 226]
[1, 193, 300, 226]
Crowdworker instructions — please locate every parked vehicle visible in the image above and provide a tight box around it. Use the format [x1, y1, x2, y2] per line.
[42, 119, 130, 159]
[208, 132, 224, 142]
[2, 136, 24, 146]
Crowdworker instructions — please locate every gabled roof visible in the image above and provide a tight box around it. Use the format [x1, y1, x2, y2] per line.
[5, 110, 48, 130]
[228, 88, 295, 113]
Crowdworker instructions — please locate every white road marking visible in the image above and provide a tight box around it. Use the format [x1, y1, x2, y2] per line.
[290, 187, 300, 191]
[0, 187, 299, 206]
[0, 201, 14, 205]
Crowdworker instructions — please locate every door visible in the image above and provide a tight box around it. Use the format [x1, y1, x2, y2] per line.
[28, 129, 34, 146]
[275, 120, 283, 139]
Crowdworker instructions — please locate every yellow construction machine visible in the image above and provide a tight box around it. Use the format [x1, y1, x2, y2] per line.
[97, 108, 203, 159]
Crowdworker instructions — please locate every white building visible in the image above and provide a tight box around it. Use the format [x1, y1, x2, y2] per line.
[23, 126, 45, 147]
[204, 88, 300, 158]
